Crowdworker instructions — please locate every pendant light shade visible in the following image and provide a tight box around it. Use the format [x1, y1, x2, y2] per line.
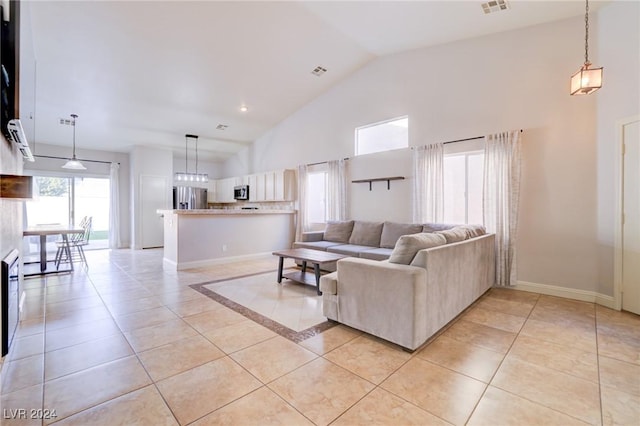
[62, 114, 87, 170]
[570, 0, 603, 96]
[570, 64, 603, 96]
[174, 134, 208, 183]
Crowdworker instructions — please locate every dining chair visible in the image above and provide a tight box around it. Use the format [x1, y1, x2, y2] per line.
[55, 216, 92, 268]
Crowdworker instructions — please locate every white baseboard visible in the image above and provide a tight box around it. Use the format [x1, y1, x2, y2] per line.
[165, 252, 274, 271]
[515, 280, 617, 309]
[162, 258, 178, 271]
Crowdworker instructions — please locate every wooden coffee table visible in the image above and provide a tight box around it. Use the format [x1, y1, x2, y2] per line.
[272, 248, 348, 295]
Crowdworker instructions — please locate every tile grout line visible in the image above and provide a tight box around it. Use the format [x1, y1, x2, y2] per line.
[461, 290, 540, 425]
[103, 262, 305, 424]
[45, 259, 177, 425]
[469, 293, 601, 426]
[91, 255, 184, 426]
[595, 304, 604, 426]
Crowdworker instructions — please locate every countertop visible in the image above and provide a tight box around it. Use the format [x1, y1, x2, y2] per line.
[157, 209, 296, 215]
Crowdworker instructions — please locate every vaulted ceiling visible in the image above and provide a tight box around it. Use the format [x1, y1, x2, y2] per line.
[25, 1, 607, 162]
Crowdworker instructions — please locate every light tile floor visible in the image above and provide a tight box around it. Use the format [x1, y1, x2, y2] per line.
[0, 249, 638, 425]
[203, 270, 325, 332]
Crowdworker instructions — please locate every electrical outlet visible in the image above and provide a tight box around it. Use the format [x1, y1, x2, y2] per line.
[222, 244, 228, 252]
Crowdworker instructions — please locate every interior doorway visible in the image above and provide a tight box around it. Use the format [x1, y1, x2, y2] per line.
[616, 116, 640, 315]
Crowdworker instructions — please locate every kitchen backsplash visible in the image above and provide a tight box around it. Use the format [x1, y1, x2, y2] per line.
[207, 201, 295, 210]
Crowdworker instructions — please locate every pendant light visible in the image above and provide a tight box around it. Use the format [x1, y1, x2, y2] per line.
[570, 0, 603, 96]
[174, 134, 208, 183]
[61, 114, 86, 170]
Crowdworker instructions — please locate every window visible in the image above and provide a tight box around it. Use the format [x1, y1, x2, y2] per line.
[306, 170, 328, 226]
[24, 175, 111, 259]
[355, 116, 408, 156]
[443, 151, 484, 224]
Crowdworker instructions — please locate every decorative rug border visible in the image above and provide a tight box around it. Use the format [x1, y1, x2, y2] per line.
[189, 269, 338, 343]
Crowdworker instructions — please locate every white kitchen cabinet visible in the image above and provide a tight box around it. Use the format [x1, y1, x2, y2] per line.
[273, 169, 295, 201]
[213, 170, 295, 203]
[249, 172, 293, 202]
[248, 174, 265, 201]
[264, 172, 276, 201]
[207, 180, 217, 203]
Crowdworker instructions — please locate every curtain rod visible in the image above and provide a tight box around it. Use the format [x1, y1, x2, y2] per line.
[441, 129, 523, 145]
[34, 155, 120, 165]
[306, 157, 350, 167]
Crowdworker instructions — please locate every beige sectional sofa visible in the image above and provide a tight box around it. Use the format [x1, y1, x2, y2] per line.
[294, 220, 457, 264]
[295, 220, 495, 351]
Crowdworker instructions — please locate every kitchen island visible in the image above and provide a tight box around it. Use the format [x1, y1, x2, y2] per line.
[158, 209, 296, 270]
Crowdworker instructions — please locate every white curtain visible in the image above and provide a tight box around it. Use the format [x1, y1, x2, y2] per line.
[483, 130, 521, 287]
[412, 143, 444, 223]
[295, 164, 309, 241]
[108, 162, 121, 249]
[327, 159, 348, 221]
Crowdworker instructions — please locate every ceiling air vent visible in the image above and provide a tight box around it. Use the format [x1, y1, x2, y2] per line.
[59, 118, 74, 126]
[481, 0, 509, 14]
[311, 66, 327, 77]
[216, 124, 228, 131]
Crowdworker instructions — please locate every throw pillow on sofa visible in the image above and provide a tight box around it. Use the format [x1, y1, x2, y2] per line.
[388, 233, 447, 265]
[349, 221, 384, 247]
[435, 226, 469, 244]
[324, 221, 355, 243]
[379, 222, 423, 248]
[458, 224, 486, 239]
[423, 223, 457, 232]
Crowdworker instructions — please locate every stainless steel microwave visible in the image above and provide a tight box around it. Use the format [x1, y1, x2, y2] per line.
[234, 185, 249, 200]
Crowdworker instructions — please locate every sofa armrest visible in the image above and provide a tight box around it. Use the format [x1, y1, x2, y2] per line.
[331, 258, 428, 350]
[301, 231, 324, 242]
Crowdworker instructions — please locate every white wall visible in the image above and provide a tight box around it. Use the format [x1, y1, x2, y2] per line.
[19, 1, 36, 143]
[130, 146, 173, 249]
[222, 8, 639, 297]
[23, 143, 131, 248]
[595, 1, 640, 296]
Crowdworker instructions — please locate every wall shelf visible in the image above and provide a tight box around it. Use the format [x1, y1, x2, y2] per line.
[352, 176, 405, 191]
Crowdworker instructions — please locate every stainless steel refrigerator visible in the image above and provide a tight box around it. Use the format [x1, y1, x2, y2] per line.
[173, 186, 208, 210]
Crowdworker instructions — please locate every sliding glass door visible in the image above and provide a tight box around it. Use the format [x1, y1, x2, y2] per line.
[73, 177, 110, 249]
[24, 175, 110, 258]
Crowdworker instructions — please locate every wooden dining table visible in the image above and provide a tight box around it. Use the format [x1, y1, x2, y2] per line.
[23, 225, 84, 276]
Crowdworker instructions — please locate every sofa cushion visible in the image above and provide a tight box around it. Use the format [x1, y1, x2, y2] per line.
[435, 226, 469, 244]
[360, 247, 394, 261]
[327, 244, 374, 256]
[458, 224, 486, 238]
[349, 221, 384, 247]
[324, 221, 355, 243]
[379, 222, 424, 249]
[388, 233, 447, 265]
[422, 223, 457, 232]
[293, 241, 344, 251]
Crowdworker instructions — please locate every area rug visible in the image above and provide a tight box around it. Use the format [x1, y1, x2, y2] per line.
[190, 269, 337, 343]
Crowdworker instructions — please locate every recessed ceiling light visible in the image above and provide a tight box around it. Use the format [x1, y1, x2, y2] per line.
[239, 105, 248, 112]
